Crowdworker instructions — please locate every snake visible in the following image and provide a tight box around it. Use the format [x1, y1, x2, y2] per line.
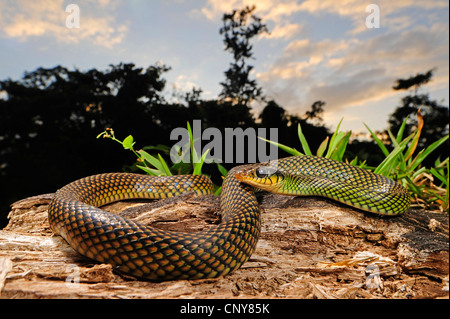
[48, 155, 410, 281]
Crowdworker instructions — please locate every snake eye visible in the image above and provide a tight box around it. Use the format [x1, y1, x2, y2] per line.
[255, 166, 277, 178]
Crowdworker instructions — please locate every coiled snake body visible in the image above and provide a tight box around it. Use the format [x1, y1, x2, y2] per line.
[48, 155, 409, 281]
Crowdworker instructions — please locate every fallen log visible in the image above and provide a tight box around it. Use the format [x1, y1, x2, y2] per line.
[0, 192, 448, 299]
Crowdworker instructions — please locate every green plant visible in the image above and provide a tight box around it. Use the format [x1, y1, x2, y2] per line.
[259, 113, 449, 212]
[97, 124, 228, 195]
[97, 128, 173, 176]
[365, 111, 448, 212]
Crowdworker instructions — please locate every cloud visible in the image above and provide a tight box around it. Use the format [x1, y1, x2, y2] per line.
[199, 0, 449, 38]
[194, 1, 448, 127]
[199, 0, 304, 39]
[257, 21, 448, 117]
[304, 68, 395, 109]
[171, 74, 200, 92]
[0, 0, 128, 48]
[297, 0, 449, 34]
[260, 22, 303, 39]
[297, 0, 448, 17]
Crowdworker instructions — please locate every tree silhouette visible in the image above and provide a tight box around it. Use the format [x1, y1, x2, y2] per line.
[392, 69, 434, 93]
[219, 6, 269, 106]
[389, 69, 449, 162]
[0, 63, 171, 226]
[259, 100, 330, 157]
[304, 100, 325, 123]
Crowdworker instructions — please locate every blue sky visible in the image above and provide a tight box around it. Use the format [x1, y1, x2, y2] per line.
[0, 0, 448, 134]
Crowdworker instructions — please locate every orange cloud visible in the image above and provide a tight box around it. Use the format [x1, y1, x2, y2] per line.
[0, 0, 128, 48]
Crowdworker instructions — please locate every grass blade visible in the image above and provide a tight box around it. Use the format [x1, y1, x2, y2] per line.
[364, 123, 390, 156]
[137, 150, 166, 174]
[404, 109, 424, 162]
[258, 136, 303, 156]
[325, 118, 344, 158]
[331, 131, 351, 161]
[216, 163, 228, 177]
[157, 153, 172, 176]
[298, 123, 312, 155]
[396, 117, 408, 144]
[374, 134, 413, 176]
[316, 137, 329, 157]
[408, 134, 449, 173]
[430, 167, 448, 186]
[136, 165, 162, 176]
[187, 121, 200, 164]
[193, 149, 210, 175]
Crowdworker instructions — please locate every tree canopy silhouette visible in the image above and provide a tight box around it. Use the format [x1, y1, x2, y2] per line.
[389, 69, 449, 163]
[1, 7, 447, 228]
[0, 63, 172, 225]
[304, 100, 325, 123]
[219, 5, 269, 106]
[392, 69, 434, 92]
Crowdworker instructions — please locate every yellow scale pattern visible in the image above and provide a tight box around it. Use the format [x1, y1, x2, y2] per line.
[48, 156, 409, 281]
[256, 156, 410, 215]
[49, 169, 260, 280]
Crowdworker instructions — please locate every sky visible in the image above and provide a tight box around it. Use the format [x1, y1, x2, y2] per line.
[0, 0, 448, 134]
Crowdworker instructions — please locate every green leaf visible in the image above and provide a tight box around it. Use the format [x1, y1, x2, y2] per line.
[297, 123, 312, 155]
[193, 149, 210, 175]
[408, 134, 449, 173]
[358, 160, 369, 169]
[122, 135, 135, 150]
[142, 144, 171, 154]
[137, 150, 165, 173]
[364, 123, 390, 156]
[316, 137, 329, 157]
[374, 135, 413, 176]
[409, 166, 427, 180]
[258, 136, 303, 156]
[402, 175, 421, 194]
[214, 186, 222, 196]
[349, 156, 359, 166]
[330, 131, 351, 161]
[403, 129, 421, 164]
[157, 153, 172, 176]
[216, 163, 228, 177]
[430, 167, 448, 186]
[386, 128, 408, 172]
[325, 118, 343, 158]
[396, 117, 408, 143]
[187, 121, 200, 164]
[387, 128, 399, 147]
[136, 165, 162, 176]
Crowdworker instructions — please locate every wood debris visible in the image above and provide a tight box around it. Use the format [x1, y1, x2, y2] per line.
[0, 193, 448, 298]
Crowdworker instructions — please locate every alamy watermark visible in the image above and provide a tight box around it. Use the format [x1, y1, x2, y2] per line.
[65, 264, 80, 288]
[365, 4, 380, 29]
[170, 120, 278, 164]
[365, 264, 383, 289]
[65, 4, 80, 29]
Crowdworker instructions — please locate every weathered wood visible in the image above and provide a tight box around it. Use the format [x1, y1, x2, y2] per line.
[0, 192, 448, 299]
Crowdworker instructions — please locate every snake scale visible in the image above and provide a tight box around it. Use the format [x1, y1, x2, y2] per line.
[48, 155, 410, 281]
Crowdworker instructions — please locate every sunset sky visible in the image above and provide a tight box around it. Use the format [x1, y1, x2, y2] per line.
[0, 0, 448, 133]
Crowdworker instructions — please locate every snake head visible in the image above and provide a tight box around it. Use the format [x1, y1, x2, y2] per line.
[234, 164, 284, 192]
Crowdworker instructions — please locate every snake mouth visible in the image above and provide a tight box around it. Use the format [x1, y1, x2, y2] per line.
[234, 167, 253, 182]
[234, 166, 284, 193]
